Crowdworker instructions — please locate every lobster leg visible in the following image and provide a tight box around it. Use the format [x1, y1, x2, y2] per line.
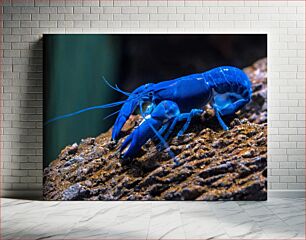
[152, 121, 171, 143]
[163, 116, 180, 141]
[163, 109, 203, 141]
[139, 101, 177, 162]
[154, 121, 172, 150]
[177, 109, 203, 136]
[213, 104, 229, 131]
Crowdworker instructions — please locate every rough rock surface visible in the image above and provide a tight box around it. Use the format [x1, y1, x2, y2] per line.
[43, 58, 267, 201]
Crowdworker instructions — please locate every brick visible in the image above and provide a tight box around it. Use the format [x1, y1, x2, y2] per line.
[150, 14, 167, 21]
[209, 7, 225, 13]
[296, 161, 305, 169]
[74, 21, 90, 28]
[21, 20, 39, 27]
[20, 176, 36, 183]
[49, 28, 64, 33]
[31, 28, 49, 35]
[121, 7, 138, 14]
[66, 0, 82, 7]
[288, 183, 305, 189]
[90, 7, 104, 13]
[289, 169, 305, 176]
[12, 183, 28, 189]
[4, 50, 20, 57]
[57, 7, 73, 14]
[139, 20, 158, 28]
[12, 43, 29, 50]
[219, 14, 243, 21]
[31, 13, 49, 20]
[185, 0, 202, 6]
[20, 163, 36, 169]
[4, 35, 21, 43]
[138, 6, 157, 13]
[74, 7, 90, 14]
[158, 7, 176, 14]
[83, 0, 99, 6]
[35, 0, 49, 6]
[49, 0, 65, 6]
[168, 14, 184, 21]
[12, 0, 34, 7]
[114, 0, 130, 6]
[272, 169, 289, 176]
[280, 176, 296, 183]
[121, 20, 139, 28]
[113, 14, 129, 21]
[83, 13, 100, 20]
[196, 7, 210, 14]
[271, 183, 287, 190]
[21, 6, 39, 13]
[297, 176, 305, 183]
[3, 13, 12, 21]
[12, 170, 28, 177]
[210, 21, 234, 28]
[103, 7, 121, 13]
[12, 28, 31, 35]
[3, 6, 21, 13]
[176, 7, 196, 14]
[50, 14, 65, 21]
[158, 20, 176, 28]
[90, 21, 107, 28]
[4, 176, 20, 183]
[12, 13, 31, 20]
[99, 13, 113, 20]
[131, 0, 147, 6]
[185, 14, 202, 21]
[65, 14, 83, 21]
[280, 162, 296, 169]
[28, 170, 42, 176]
[148, 0, 167, 7]
[57, 21, 73, 28]
[4, 21, 20, 28]
[130, 14, 149, 21]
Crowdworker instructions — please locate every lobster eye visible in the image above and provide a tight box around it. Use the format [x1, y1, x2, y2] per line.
[149, 92, 153, 97]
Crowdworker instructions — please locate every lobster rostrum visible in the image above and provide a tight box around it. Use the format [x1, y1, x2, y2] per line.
[46, 66, 252, 164]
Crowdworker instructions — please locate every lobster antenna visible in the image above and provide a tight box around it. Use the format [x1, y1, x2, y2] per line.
[102, 76, 131, 96]
[139, 102, 179, 165]
[103, 109, 121, 120]
[45, 77, 132, 126]
[44, 100, 126, 125]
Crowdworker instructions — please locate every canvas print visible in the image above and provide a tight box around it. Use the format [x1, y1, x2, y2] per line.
[43, 34, 267, 200]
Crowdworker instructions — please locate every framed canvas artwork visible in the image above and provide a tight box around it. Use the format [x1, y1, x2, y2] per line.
[43, 34, 267, 200]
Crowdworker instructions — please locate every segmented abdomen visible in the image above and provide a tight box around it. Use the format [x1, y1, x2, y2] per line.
[203, 66, 252, 101]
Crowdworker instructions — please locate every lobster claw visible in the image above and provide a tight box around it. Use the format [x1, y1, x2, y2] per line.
[112, 98, 139, 141]
[112, 83, 154, 141]
[120, 100, 180, 159]
[120, 119, 154, 159]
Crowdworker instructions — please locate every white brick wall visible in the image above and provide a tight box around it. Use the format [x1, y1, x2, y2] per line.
[1, 0, 305, 197]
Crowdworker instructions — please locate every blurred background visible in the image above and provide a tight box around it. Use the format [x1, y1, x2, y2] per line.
[44, 34, 267, 166]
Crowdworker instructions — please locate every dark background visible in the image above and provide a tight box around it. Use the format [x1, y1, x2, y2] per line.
[44, 34, 267, 166]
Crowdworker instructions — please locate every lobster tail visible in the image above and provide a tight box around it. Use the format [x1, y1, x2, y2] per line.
[204, 66, 252, 99]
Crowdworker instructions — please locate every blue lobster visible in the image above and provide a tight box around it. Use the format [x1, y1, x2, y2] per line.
[46, 66, 252, 164]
